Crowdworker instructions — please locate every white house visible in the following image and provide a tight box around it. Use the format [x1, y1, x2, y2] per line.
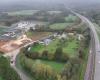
[77, 34, 84, 41]
[58, 33, 67, 39]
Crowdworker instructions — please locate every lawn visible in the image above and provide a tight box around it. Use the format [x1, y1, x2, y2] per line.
[63, 40, 79, 57]
[49, 23, 73, 30]
[34, 59, 64, 73]
[30, 39, 59, 53]
[30, 39, 79, 57]
[7, 10, 39, 16]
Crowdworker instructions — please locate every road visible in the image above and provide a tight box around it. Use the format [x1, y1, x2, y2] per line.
[3, 9, 100, 80]
[4, 49, 31, 80]
[3, 34, 53, 80]
[3, 41, 36, 80]
[71, 11, 100, 80]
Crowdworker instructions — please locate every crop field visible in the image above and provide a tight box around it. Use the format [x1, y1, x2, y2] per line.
[49, 23, 73, 30]
[7, 10, 39, 16]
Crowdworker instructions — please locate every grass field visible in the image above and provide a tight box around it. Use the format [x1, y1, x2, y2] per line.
[49, 15, 79, 30]
[65, 15, 78, 22]
[7, 10, 39, 16]
[49, 23, 73, 30]
[33, 59, 64, 72]
[30, 38, 79, 57]
[0, 77, 3, 80]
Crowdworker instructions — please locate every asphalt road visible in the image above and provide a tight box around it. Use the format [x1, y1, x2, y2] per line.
[72, 11, 100, 80]
[3, 9, 100, 80]
[5, 49, 31, 80]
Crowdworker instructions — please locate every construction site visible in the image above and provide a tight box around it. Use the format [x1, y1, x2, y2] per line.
[0, 35, 32, 53]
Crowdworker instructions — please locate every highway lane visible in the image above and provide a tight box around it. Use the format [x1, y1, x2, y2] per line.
[71, 11, 100, 80]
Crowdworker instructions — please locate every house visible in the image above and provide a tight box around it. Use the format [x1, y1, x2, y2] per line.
[77, 34, 84, 41]
[68, 33, 74, 36]
[58, 33, 67, 39]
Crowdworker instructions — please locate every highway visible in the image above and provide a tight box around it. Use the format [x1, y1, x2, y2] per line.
[3, 9, 100, 80]
[71, 11, 100, 80]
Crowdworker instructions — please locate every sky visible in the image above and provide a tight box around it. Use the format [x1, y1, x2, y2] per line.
[0, 0, 100, 8]
[0, 0, 100, 3]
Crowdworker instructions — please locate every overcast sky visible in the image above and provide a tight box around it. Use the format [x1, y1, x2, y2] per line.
[0, 0, 100, 8]
[1, 0, 100, 3]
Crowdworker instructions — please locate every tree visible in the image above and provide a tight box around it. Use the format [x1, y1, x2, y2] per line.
[61, 62, 72, 80]
[33, 63, 56, 80]
[41, 50, 48, 60]
[61, 53, 69, 62]
[0, 56, 21, 80]
[26, 52, 39, 59]
[78, 49, 84, 59]
[54, 47, 63, 61]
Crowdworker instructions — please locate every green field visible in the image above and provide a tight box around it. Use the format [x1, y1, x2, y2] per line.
[49, 15, 78, 30]
[63, 40, 79, 56]
[30, 39, 79, 57]
[33, 59, 64, 72]
[0, 77, 3, 80]
[0, 27, 7, 34]
[65, 15, 78, 22]
[7, 10, 39, 16]
[49, 23, 73, 30]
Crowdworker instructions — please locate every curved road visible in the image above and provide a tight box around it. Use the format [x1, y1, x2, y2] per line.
[3, 10, 100, 80]
[71, 11, 100, 80]
[4, 49, 31, 80]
